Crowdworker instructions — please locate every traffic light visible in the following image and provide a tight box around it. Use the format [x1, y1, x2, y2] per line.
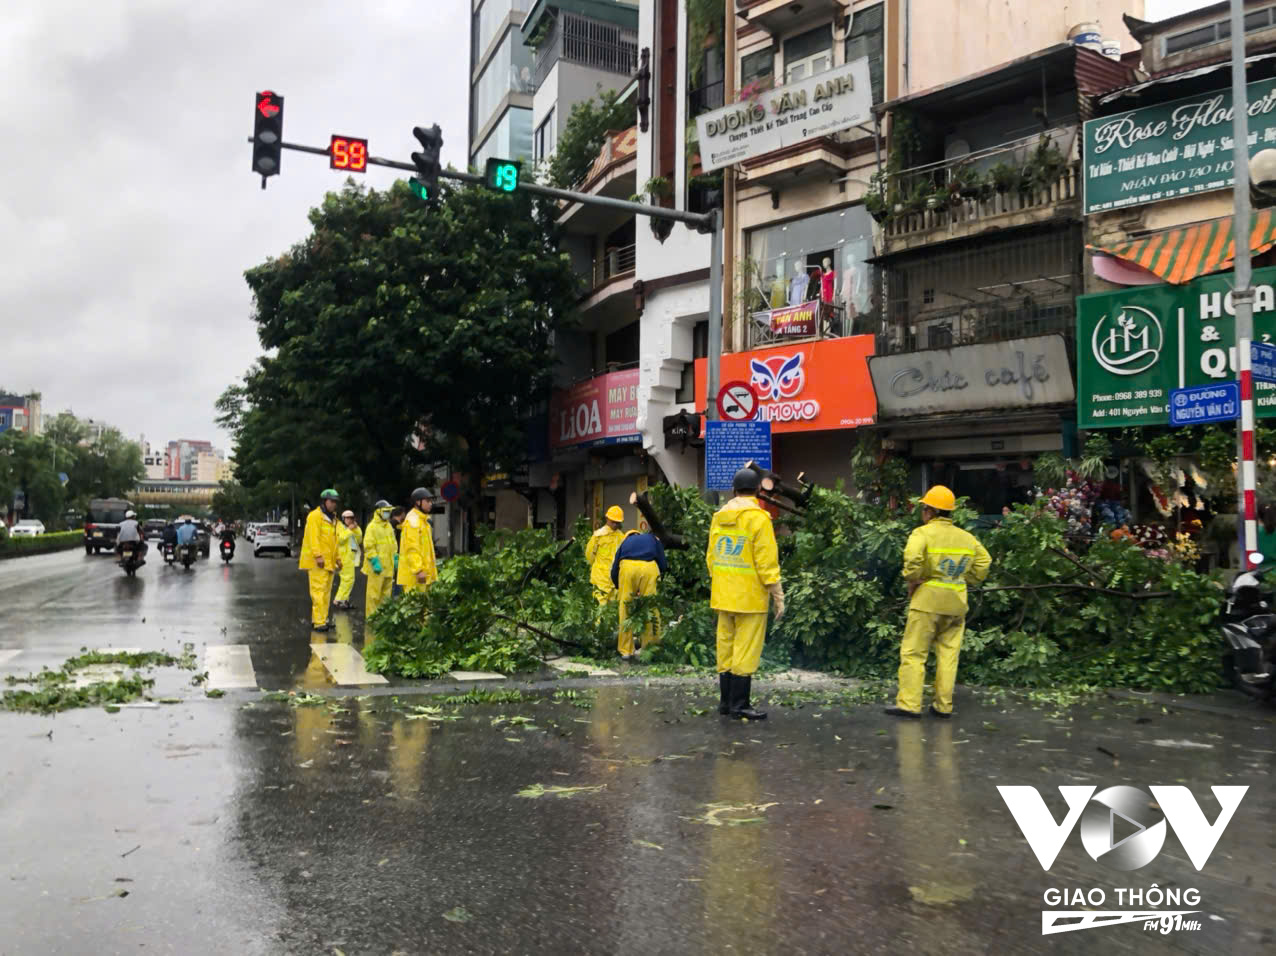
[484, 158, 521, 192]
[252, 91, 284, 185]
[410, 124, 442, 201]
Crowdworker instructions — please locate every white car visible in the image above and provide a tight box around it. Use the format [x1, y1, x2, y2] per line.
[10, 520, 46, 537]
[253, 524, 291, 557]
[245, 523, 260, 542]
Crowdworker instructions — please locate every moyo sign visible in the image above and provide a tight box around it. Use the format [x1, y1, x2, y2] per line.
[694, 57, 872, 172]
[1083, 75, 1276, 215]
[1077, 265, 1276, 427]
[549, 369, 640, 450]
[868, 335, 1075, 418]
[694, 335, 877, 434]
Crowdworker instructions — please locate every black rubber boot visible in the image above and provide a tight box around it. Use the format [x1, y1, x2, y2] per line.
[731, 675, 767, 720]
[719, 672, 731, 715]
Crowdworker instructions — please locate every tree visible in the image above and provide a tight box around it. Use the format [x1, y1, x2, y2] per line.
[230, 178, 580, 537]
[544, 89, 637, 189]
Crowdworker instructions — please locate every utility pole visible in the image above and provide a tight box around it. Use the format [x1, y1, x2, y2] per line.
[722, 0, 737, 352]
[1229, 0, 1259, 569]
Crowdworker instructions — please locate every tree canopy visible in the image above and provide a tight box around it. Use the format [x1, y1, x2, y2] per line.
[544, 89, 637, 189]
[224, 178, 580, 523]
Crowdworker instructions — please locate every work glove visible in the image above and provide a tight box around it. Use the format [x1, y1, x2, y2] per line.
[315, 556, 324, 569]
[393, 554, 399, 570]
[370, 556, 383, 574]
[768, 583, 786, 621]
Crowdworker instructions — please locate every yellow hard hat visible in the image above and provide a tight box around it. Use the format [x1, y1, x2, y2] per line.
[605, 505, 624, 522]
[919, 485, 957, 511]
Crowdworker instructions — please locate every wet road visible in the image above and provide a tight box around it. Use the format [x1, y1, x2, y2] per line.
[1, 549, 1274, 954]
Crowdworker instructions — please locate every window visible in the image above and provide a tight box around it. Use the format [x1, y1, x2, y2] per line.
[535, 108, 556, 162]
[473, 0, 531, 67]
[474, 107, 533, 168]
[784, 25, 832, 82]
[845, 3, 885, 105]
[740, 47, 774, 90]
[676, 321, 710, 403]
[1164, 6, 1276, 55]
[605, 321, 640, 367]
[471, 31, 534, 139]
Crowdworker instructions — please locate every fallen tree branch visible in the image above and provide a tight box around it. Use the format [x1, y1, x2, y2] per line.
[491, 613, 591, 651]
[978, 583, 1172, 600]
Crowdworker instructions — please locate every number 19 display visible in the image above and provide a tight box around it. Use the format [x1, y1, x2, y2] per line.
[484, 158, 521, 192]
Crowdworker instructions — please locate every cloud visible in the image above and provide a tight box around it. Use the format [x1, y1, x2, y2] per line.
[1, 0, 468, 452]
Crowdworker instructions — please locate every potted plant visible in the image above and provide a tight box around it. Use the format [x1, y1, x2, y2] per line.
[991, 161, 1020, 194]
[865, 168, 891, 221]
[902, 180, 929, 214]
[925, 180, 948, 210]
[1026, 139, 1069, 192]
[953, 164, 985, 200]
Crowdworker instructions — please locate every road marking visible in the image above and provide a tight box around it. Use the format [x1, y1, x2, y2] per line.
[545, 657, 617, 677]
[447, 671, 507, 681]
[310, 643, 387, 686]
[0, 650, 21, 668]
[204, 645, 259, 690]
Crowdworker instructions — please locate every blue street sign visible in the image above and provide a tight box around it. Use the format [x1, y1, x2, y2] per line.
[1169, 382, 1240, 426]
[1253, 341, 1276, 385]
[705, 420, 772, 491]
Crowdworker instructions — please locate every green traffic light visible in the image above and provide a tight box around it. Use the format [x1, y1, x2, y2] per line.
[484, 157, 520, 192]
[409, 177, 432, 202]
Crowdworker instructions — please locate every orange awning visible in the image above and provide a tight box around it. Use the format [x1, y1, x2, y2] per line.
[1087, 209, 1276, 285]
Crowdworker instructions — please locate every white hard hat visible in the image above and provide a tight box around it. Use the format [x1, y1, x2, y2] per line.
[125, 510, 136, 518]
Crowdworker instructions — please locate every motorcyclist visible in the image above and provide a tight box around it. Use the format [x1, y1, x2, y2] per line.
[219, 523, 236, 558]
[175, 517, 198, 551]
[115, 510, 147, 565]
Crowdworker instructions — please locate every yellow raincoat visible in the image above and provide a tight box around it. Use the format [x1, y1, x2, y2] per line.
[361, 511, 397, 619]
[335, 522, 363, 603]
[706, 496, 782, 676]
[584, 525, 625, 601]
[298, 506, 338, 628]
[896, 517, 992, 714]
[397, 507, 438, 592]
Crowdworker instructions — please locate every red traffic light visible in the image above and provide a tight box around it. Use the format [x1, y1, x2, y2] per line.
[256, 91, 281, 119]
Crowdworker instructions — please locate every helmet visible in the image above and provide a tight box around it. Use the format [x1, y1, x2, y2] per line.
[919, 485, 957, 511]
[184, 517, 193, 524]
[605, 505, 624, 522]
[411, 487, 433, 503]
[320, 489, 340, 500]
[341, 510, 354, 519]
[374, 499, 391, 509]
[732, 468, 761, 493]
[125, 510, 136, 519]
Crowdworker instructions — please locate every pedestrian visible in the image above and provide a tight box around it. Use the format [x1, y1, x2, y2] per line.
[361, 500, 397, 620]
[610, 527, 666, 660]
[585, 505, 626, 603]
[389, 506, 407, 598]
[885, 485, 991, 720]
[333, 510, 363, 610]
[397, 488, 438, 595]
[707, 467, 783, 721]
[298, 489, 341, 632]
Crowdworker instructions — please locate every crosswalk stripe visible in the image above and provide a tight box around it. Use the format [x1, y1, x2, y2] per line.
[545, 656, 617, 677]
[310, 643, 387, 686]
[446, 670, 507, 681]
[204, 645, 259, 690]
[0, 649, 21, 668]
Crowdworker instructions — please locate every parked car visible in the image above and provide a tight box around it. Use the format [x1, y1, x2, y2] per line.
[143, 519, 167, 541]
[84, 498, 134, 555]
[10, 519, 46, 537]
[253, 524, 291, 558]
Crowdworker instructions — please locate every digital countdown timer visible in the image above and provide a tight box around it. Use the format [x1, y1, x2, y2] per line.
[329, 135, 368, 172]
[485, 157, 521, 192]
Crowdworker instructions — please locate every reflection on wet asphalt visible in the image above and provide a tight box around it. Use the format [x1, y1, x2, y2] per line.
[1, 550, 1274, 954]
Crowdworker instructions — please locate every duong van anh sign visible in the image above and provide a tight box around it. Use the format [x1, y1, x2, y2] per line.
[1083, 76, 1276, 215]
[694, 57, 872, 172]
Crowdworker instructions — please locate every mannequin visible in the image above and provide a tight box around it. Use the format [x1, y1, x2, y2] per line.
[787, 260, 809, 306]
[769, 265, 787, 309]
[820, 257, 836, 304]
[843, 249, 869, 319]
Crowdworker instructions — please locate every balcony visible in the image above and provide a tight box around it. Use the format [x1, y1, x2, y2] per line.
[736, 0, 849, 37]
[592, 243, 636, 288]
[744, 302, 854, 351]
[532, 11, 638, 91]
[875, 131, 1082, 256]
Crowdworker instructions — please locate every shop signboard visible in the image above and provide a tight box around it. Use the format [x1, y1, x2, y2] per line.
[694, 335, 877, 434]
[705, 420, 772, 491]
[769, 301, 819, 336]
[549, 369, 640, 450]
[868, 335, 1074, 419]
[1082, 76, 1276, 215]
[694, 58, 872, 172]
[1076, 265, 1276, 427]
[1168, 383, 1238, 426]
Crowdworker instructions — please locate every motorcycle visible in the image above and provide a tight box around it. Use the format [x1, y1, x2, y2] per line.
[1220, 566, 1276, 702]
[118, 542, 144, 577]
[180, 543, 197, 570]
[219, 537, 235, 564]
[162, 540, 176, 565]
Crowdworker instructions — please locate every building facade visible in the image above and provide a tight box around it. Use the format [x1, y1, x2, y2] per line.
[471, 0, 538, 170]
[0, 394, 42, 435]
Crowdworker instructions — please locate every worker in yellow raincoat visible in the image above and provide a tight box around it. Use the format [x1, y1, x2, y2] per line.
[297, 489, 341, 632]
[885, 485, 991, 719]
[361, 500, 397, 621]
[584, 505, 626, 602]
[333, 510, 363, 610]
[706, 468, 783, 721]
[397, 487, 439, 594]
[611, 529, 667, 660]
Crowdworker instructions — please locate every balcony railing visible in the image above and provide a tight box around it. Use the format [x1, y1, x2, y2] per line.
[589, 243, 636, 290]
[745, 302, 852, 350]
[875, 285, 1079, 356]
[533, 12, 639, 90]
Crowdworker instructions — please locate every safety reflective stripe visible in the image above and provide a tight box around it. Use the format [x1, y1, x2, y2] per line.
[924, 580, 966, 590]
[714, 565, 758, 574]
[929, 547, 974, 555]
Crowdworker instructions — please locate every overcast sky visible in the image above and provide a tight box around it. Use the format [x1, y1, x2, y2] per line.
[1147, 0, 1220, 19]
[1, 0, 469, 453]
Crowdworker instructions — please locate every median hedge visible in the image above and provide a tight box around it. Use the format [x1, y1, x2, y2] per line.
[364, 485, 1226, 694]
[0, 530, 85, 559]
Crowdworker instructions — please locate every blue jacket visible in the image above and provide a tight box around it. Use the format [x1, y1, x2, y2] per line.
[176, 523, 198, 546]
[610, 532, 667, 587]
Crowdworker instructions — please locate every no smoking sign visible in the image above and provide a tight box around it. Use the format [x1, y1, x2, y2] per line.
[717, 380, 758, 421]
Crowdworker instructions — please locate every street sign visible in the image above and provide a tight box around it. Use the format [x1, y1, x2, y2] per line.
[1253, 341, 1276, 385]
[440, 480, 460, 502]
[705, 420, 772, 490]
[1169, 383, 1240, 426]
[716, 380, 758, 421]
